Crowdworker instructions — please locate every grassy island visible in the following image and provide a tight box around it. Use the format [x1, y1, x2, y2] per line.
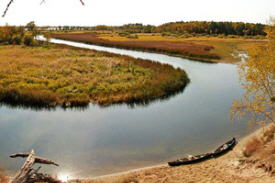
[0, 44, 189, 107]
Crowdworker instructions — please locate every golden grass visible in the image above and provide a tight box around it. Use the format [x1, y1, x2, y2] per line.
[0, 44, 189, 107]
[243, 136, 262, 157]
[241, 125, 275, 174]
[99, 33, 268, 63]
[51, 33, 220, 62]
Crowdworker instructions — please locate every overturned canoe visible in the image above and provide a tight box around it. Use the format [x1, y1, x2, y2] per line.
[212, 137, 236, 157]
[168, 152, 212, 166]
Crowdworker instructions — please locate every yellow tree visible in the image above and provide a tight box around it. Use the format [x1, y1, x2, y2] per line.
[230, 17, 275, 127]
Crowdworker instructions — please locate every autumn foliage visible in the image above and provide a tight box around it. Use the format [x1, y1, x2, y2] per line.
[230, 18, 275, 127]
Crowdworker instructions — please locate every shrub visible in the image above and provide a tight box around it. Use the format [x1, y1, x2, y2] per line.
[118, 32, 130, 37]
[23, 34, 34, 46]
[30, 39, 39, 46]
[0, 42, 9, 45]
[12, 35, 22, 45]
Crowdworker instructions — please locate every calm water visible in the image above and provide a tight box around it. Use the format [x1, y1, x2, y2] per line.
[0, 38, 251, 178]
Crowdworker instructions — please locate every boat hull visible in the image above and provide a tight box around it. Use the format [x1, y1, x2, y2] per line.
[212, 137, 236, 157]
[168, 153, 212, 166]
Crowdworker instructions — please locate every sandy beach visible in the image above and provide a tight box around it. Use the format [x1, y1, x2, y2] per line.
[72, 125, 275, 183]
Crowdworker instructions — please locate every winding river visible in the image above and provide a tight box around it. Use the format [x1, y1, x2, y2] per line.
[0, 38, 252, 178]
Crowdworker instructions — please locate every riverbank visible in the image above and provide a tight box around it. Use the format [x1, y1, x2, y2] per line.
[0, 44, 189, 108]
[50, 32, 268, 63]
[50, 33, 220, 63]
[73, 124, 275, 183]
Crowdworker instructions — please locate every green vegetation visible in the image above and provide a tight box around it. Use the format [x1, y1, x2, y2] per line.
[157, 21, 266, 36]
[0, 44, 189, 107]
[0, 22, 41, 46]
[49, 21, 267, 37]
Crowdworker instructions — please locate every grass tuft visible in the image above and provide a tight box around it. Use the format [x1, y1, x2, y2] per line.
[243, 136, 262, 157]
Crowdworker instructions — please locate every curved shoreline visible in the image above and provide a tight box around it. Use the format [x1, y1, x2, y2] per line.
[0, 44, 189, 108]
[50, 33, 221, 63]
[74, 125, 272, 183]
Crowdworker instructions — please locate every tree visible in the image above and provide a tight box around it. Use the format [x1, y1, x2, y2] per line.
[230, 17, 275, 127]
[25, 21, 40, 38]
[2, 0, 85, 17]
[26, 21, 35, 31]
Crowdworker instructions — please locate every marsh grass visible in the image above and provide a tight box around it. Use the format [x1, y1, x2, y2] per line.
[51, 33, 220, 62]
[0, 44, 189, 107]
[52, 33, 267, 63]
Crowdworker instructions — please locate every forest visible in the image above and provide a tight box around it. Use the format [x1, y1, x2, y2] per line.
[78, 21, 266, 36]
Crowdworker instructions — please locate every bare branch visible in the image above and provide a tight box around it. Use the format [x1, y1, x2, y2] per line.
[2, 0, 13, 17]
[10, 153, 30, 158]
[2, 0, 85, 17]
[9, 152, 59, 166]
[35, 156, 59, 166]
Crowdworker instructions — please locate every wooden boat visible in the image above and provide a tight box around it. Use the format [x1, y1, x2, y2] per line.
[168, 152, 212, 166]
[212, 137, 236, 157]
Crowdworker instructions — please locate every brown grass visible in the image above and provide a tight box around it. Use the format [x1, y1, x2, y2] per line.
[0, 167, 9, 183]
[243, 136, 262, 157]
[241, 125, 275, 174]
[0, 44, 189, 108]
[51, 33, 220, 62]
[51, 33, 268, 63]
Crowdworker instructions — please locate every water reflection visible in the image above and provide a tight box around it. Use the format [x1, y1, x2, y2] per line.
[0, 101, 89, 112]
[0, 38, 252, 178]
[0, 84, 187, 111]
[103, 85, 187, 109]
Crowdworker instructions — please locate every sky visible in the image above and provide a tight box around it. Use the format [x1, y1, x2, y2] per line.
[0, 0, 274, 27]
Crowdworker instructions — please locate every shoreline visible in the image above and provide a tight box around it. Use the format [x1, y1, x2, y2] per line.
[73, 124, 273, 183]
[50, 34, 222, 63]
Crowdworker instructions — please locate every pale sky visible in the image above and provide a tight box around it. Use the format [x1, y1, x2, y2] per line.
[0, 0, 274, 27]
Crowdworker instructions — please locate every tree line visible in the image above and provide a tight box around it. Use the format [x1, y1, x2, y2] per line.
[0, 21, 49, 46]
[120, 21, 266, 36]
[0, 21, 267, 45]
[90, 21, 263, 36]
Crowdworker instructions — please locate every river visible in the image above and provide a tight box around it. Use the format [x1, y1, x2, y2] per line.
[0, 37, 251, 178]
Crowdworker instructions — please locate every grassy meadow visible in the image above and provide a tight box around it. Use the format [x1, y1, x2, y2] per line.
[51, 31, 267, 63]
[0, 44, 189, 107]
[51, 33, 221, 62]
[99, 33, 268, 62]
